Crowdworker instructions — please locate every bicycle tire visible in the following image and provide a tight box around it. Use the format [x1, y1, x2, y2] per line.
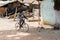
[23, 23, 29, 32]
[15, 22, 20, 31]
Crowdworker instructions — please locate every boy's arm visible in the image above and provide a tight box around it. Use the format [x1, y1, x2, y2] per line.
[23, 14, 27, 19]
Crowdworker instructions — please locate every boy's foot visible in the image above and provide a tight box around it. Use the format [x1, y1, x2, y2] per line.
[16, 26, 20, 31]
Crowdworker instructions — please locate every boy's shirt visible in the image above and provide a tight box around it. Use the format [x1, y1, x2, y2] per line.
[17, 12, 23, 21]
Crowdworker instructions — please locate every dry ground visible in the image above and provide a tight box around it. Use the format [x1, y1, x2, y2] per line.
[0, 18, 60, 40]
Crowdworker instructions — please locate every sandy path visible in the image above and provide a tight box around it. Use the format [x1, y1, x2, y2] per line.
[0, 18, 60, 40]
[0, 18, 16, 30]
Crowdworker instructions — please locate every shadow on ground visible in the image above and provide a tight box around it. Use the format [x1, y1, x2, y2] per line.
[0, 27, 60, 40]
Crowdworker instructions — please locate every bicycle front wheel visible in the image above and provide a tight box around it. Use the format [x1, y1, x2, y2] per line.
[23, 23, 29, 32]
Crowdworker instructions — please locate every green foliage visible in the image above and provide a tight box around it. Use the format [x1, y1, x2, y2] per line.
[21, 0, 24, 2]
[54, 0, 60, 2]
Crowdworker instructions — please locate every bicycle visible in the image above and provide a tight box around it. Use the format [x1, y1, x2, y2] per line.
[15, 19, 29, 32]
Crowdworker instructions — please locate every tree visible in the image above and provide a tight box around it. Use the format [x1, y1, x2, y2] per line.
[54, 0, 60, 2]
[21, 0, 24, 2]
[54, 0, 60, 10]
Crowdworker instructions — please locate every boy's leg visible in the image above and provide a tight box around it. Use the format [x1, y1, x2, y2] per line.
[19, 19, 24, 28]
[19, 20, 21, 28]
[19, 19, 23, 28]
[21, 19, 25, 27]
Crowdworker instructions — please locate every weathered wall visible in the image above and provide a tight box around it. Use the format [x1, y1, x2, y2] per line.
[54, 1, 60, 27]
[40, 0, 56, 25]
[55, 10, 60, 25]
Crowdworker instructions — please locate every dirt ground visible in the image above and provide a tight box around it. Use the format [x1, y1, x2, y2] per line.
[0, 18, 60, 40]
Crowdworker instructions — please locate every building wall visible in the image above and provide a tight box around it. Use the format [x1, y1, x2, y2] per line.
[40, 0, 56, 25]
[55, 10, 60, 25]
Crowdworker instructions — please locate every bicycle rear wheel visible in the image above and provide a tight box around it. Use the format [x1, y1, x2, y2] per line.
[15, 22, 20, 31]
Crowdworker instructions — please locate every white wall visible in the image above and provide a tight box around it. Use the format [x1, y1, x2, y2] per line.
[40, 0, 56, 25]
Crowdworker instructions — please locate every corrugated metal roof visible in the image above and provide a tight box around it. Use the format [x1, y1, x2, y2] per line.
[23, 0, 34, 3]
[0, 0, 41, 6]
[23, 0, 38, 4]
[0, 1, 15, 6]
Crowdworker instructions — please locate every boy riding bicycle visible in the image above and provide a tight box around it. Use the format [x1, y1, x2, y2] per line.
[17, 10, 27, 30]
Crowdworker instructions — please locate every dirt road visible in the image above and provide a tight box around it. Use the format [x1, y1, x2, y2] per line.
[0, 18, 60, 40]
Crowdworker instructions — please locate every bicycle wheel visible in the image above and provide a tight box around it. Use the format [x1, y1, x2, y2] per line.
[15, 22, 20, 31]
[23, 23, 29, 32]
